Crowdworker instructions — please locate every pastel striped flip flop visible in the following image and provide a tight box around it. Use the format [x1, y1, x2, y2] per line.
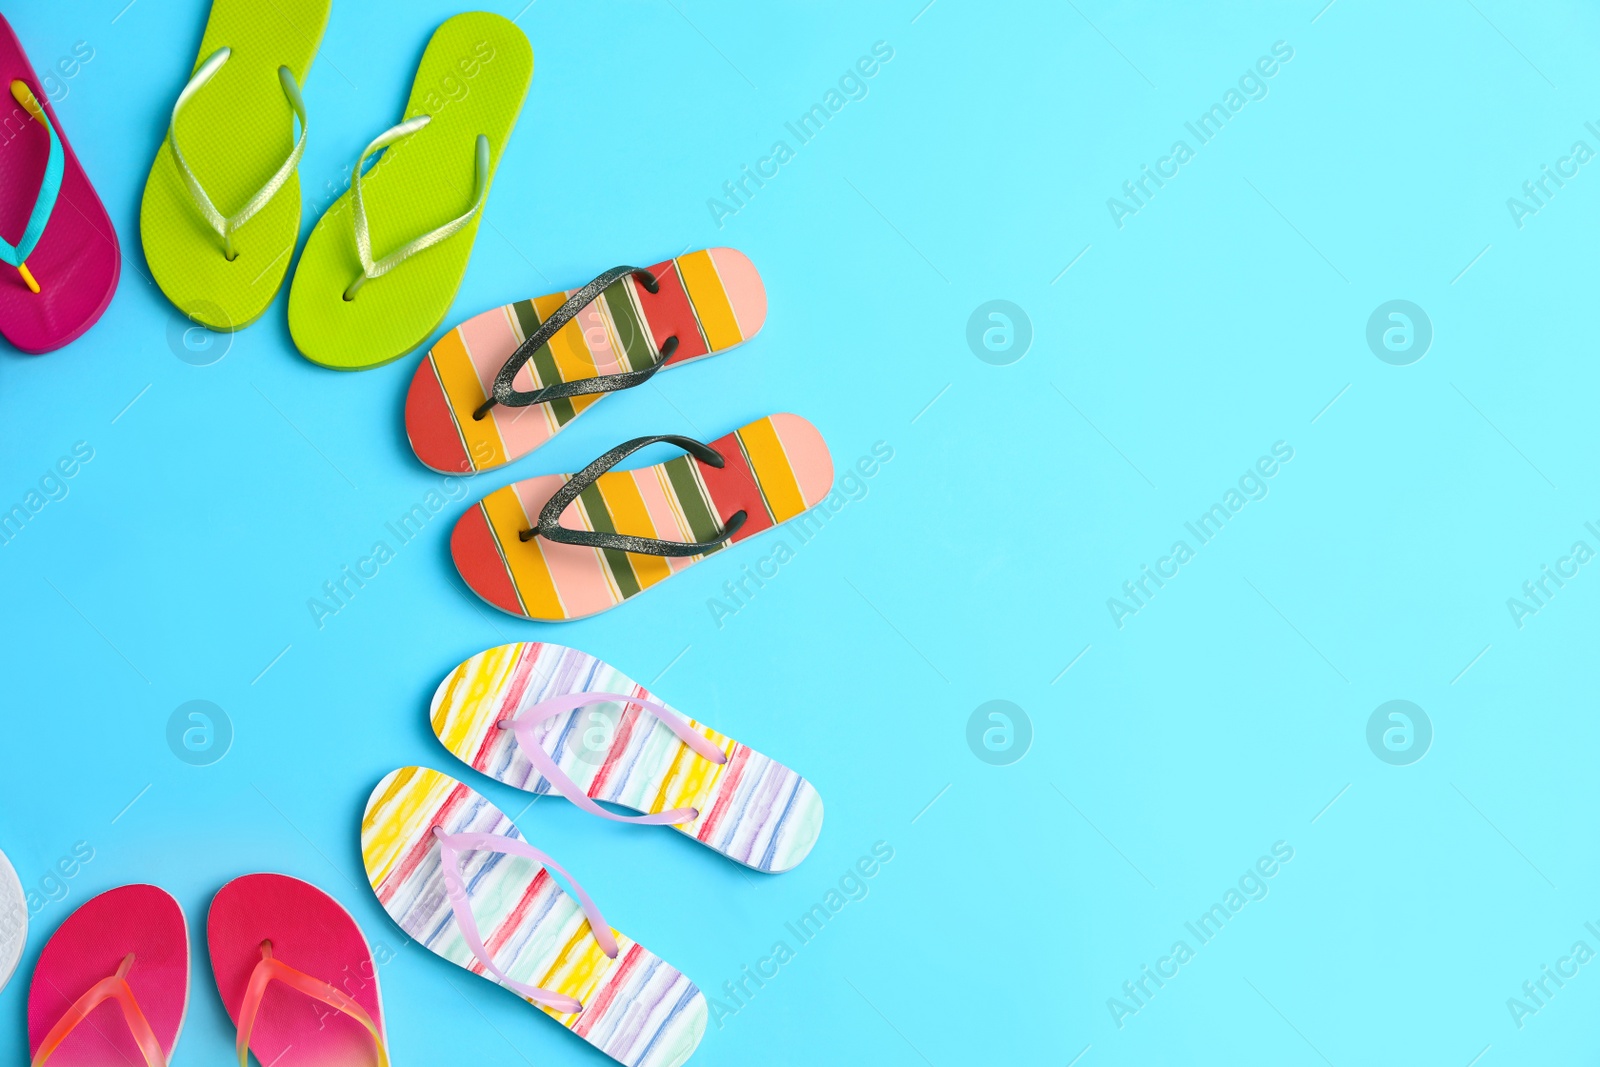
[139, 0, 331, 331]
[288, 13, 532, 369]
[0, 847, 23, 994]
[28, 884, 188, 1066]
[0, 17, 120, 353]
[361, 767, 706, 1067]
[405, 249, 767, 474]
[453, 414, 833, 621]
[209, 873, 390, 1067]
[432, 642, 823, 872]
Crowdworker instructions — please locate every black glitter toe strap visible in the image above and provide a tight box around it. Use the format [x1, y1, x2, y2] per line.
[473, 266, 676, 421]
[521, 435, 748, 556]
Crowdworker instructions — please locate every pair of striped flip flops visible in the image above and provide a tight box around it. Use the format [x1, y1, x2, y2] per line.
[361, 641, 824, 1067]
[143, 1, 532, 371]
[25, 875, 391, 1066]
[403, 250, 835, 621]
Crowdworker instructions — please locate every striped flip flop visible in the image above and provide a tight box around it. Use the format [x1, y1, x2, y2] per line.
[361, 767, 706, 1067]
[405, 249, 767, 474]
[452, 414, 832, 621]
[431, 642, 823, 872]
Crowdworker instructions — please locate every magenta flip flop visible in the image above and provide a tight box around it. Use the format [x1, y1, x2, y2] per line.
[208, 873, 391, 1067]
[0, 16, 119, 354]
[27, 884, 188, 1066]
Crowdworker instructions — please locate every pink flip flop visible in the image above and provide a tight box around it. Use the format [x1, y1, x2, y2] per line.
[208, 873, 390, 1067]
[0, 16, 119, 353]
[27, 884, 188, 1067]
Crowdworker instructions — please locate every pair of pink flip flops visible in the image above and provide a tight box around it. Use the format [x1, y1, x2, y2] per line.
[0, 17, 119, 354]
[27, 876, 387, 1066]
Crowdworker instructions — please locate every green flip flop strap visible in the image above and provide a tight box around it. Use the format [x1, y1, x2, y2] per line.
[168, 47, 308, 261]
[343, 120, 489, 300]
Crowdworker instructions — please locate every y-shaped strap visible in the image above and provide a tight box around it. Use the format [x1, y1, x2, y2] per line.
[168, 48, 307, 262]
[343, 119, 488, 299]
[472, 266, 678, 420]
[498, 691, 728, 825]
[521, 435, 748, 556]
[30, 954, 167, 1067]
[431, 826, 616, 1014]
[0, 80, 63, 293]
[234, 941, 388, 1067]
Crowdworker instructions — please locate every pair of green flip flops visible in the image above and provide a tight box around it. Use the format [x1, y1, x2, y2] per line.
[140, 2, 532, 370]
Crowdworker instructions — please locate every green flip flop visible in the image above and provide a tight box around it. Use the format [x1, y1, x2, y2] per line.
[288, 13, 532, 371]
[140, 0, 331, 332]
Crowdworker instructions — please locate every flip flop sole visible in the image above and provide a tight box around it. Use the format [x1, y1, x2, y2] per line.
[452, 413, 834, 621]
[289, 13, 532, 370]
[0, 848, 23, 993]
[28, 884, 189, 1066]
[209, 873, 387, 1067]
[432, 642, 823, 872]
[361, 767, 707, 1067]
[405, 248, 767, 474]
[139, 0, 331, 331]
[0, 17, 119, 353]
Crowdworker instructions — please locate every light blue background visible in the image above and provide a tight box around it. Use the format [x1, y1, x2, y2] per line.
[2, 1, 1597, 1064]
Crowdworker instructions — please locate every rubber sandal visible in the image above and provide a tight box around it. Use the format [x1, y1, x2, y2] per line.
[432, 642, 823, 872]
[0, 847, 23, 994]
[405, 249, 767, 474]
[288, 13, 532, 370]
[209, 873, 390, 1067]
[0, 16, 119, 353]
[27, 884, 188, 1067]
[139, 0, 330, 331]
[361, 767, 706, 1067]
[453, 413, 833, 621]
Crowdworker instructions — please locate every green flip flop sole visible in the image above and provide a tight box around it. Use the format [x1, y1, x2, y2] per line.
[288, 12, 533, 371]
[140, 0, 330, 331]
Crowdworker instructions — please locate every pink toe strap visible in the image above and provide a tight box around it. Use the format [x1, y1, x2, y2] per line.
[31, 955, 167, 1067]
[499, 691, 727, 826]
[233, 940, 388, 1067]
[432, 826, 617, 1013]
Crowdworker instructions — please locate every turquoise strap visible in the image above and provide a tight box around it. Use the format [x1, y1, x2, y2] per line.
[168, 48, 307, 261]
[343, 120, 489, 299]
[0, 81, 64, 273]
